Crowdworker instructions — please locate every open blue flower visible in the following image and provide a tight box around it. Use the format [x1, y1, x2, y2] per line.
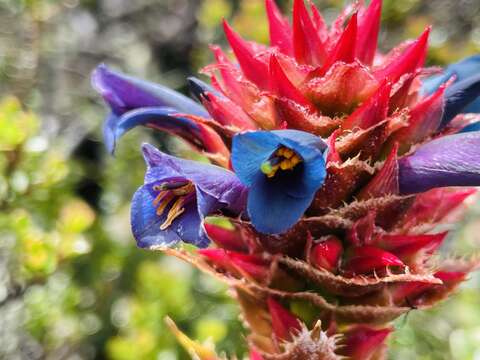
[92, 64, 211, 154]
[231, 130, 327, 234]
[399, 131, 480, 194]
[132, 144, 247, 249]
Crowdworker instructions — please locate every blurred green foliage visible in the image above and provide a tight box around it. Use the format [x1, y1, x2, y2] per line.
[1, 0, 480, 359]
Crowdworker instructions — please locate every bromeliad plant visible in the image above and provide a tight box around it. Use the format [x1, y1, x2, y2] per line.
[93, 0, 480, 358]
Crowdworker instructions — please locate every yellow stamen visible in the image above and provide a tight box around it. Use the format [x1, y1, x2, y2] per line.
[155, 192, 175, 216]
[160, 197, 186, 230]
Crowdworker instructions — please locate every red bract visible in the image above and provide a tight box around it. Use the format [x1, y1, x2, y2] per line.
[267, 297, 301, 341]
[341, 326, 392, 360]
[343, 246, 405, 275]
[310, 236, 343, 272]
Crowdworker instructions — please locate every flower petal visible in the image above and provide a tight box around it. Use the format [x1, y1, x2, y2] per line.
[104, 107, 228, 160]
[142, 144, 247, 213]
[441, 73, 480, 127]
[92, 64, 209, 117]
[399, 131, 480, 194]
[247, 171, 317, 234]
[131, 184, 208, 248]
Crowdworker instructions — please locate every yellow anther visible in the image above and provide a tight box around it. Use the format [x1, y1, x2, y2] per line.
[160, 197, 186, 230]
[155, 192, 175, 216]
[282, 148, 294, 159]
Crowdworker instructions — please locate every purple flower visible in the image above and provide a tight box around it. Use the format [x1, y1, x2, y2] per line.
[231, 130, 327, 234]
[131, 144, 247, 248]
[399, 131, 480, 194]
[92, 64, 215, 154]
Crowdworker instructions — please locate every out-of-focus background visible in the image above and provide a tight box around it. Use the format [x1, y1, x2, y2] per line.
[1, 0, 480, 359]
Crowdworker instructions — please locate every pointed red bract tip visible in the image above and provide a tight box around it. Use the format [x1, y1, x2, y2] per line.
[379, 232, 447, 259]
[326, 130, 342, 163]
[342, 80, 392, 130]
[265, 0, 293, 56]
[292, 0, 327, 66]
[343, 245, 405, 274]
[267, 297, 301, 341]
[222, 20, 269, 90]
[204, 222, 248, 252]
[269, 54, 313, 108]
[375, 27, 430, 83]
[318, 12, 358, 76]
[357, 143, 399, 200]
[311, 236, 343, 272]
[342, 326, 392, 360]
[357, 0, 382, 65]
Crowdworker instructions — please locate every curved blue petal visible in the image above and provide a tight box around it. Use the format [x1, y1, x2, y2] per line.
[187, 77, 223, 102]
[399, 131, 480, 194]
[92, 64, 209, 117]
[131, 184, 209, 248]
[104, 106, 202, 154]
[442, 73, 480, 127]
[142, 143, 247, 213]
[231, 132, 282, 186]
[247, 173, 315, 234]
[423, 54, 480, 95]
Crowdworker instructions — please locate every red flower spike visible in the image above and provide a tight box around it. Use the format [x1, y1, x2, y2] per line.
[265, 0, 293, 56]
[356, 0, 382, 65]
[292, 0, 327, 66]
[310, 236, 343, 272]
[222, 20, 270, 90]
[269, 54, 314, 109]
[343, 246, 405, 274]
[357, 143, 399, 200]
[391, 83, 445, 151]
[342, 326, 392, 360]
[267, 297, 302, 341]
[378, 232, 447, 259]
[204, 222, 248, 252]
[342, 81, 392, 130]
[374, 27, 430, 83]
[315, 12, 358, 77]
[347, 211, 377, 247]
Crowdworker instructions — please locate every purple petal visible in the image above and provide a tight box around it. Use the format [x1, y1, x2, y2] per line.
[399, 132, 480, 194]
[142, 143, 247, 213]
[131, 184, 209, 248]
[92, 64, 209, 117]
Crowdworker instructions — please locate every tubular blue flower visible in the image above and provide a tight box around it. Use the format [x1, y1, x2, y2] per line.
[132, 143, 247, 248]
[422, 55, 480, 125]
[231, 130, 327, 234]
[399, 131, 480, 194]
[92, 64, 215, 154]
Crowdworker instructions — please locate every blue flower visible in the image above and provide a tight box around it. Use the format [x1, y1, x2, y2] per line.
[92, 64, 212, 154]
[231, 130, 327, 234]
[399, 131, 480, 194]
[422, 55, 480, 127]
[132, 144, 247, 249]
